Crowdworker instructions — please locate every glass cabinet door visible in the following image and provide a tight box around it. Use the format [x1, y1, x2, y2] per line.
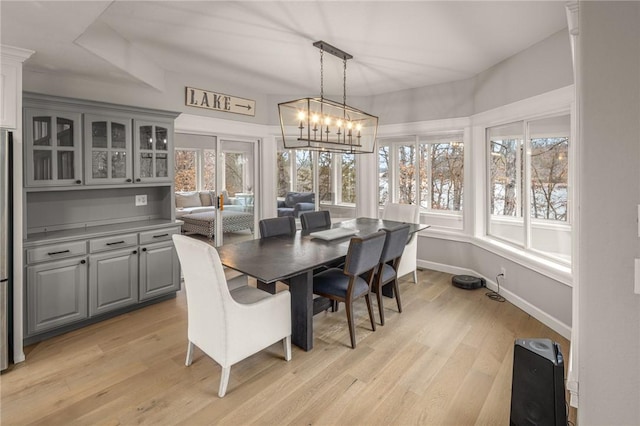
[133, 120, 172, 183]
[24, 108, 82, 187]
[84, 114, 132, 184]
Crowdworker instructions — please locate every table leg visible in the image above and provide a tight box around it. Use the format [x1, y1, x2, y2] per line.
[288, 270, 314, 351]
[257, 280, 276, 294]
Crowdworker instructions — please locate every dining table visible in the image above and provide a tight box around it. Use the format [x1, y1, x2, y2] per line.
[215, 217, 428, 351]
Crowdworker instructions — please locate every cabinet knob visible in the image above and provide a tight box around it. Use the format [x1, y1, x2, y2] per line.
[132, 250, 138, 254]
[75, 180, 82, 184]
[80, 259, 86, 264]
[142, 248, 147, 252]
[126, 178, 132, 183]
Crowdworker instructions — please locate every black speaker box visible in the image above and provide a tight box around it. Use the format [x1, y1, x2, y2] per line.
[510, 338, 567, 426]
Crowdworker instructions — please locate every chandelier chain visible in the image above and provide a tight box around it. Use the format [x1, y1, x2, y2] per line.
[343, 58, 347, 107]
[320, 47, 324, 101]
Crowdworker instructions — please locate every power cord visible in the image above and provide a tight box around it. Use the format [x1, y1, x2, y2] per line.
[486, 273, 506, 302]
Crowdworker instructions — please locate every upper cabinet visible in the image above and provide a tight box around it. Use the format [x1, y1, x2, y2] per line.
[84, 114, 132, 185]
[133, 120, 173, 184]
[23, 94, 179, 189]
[24, 108, 83, 187]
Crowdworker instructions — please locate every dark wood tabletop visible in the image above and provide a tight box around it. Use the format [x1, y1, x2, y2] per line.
[215, 217, 428, 351]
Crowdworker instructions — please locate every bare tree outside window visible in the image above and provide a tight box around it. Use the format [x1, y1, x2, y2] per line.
[202, 149, 216, 191]
[295, 150, 313, 192]
[378, 146, 389, 206]
[398, 145, 416, 204]
[174, 149, 196, 191]
[276, 150, 290, 197]
[224, 152, 244, 195]
[530, 137, 568, 221]
[341, 154, 356, 204]
[318, 152, 332, 202]
[429, 142, 464, 211]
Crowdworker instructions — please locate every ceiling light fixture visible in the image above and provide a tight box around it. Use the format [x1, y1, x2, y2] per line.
[278, 41, 378, 154]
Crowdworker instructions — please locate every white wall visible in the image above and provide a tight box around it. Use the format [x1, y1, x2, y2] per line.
[578, 2, 640, 424]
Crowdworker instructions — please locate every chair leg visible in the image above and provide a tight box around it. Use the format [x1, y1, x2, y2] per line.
[393, 279, 403, 313]
[345, 301, 356, 349]
[185, 341, 194, 366]
[218, 366, 231, 397]
[365, 294, 377, 332]
[283, 335, 292, 361]
[375, 284, 385, 326]
[413, 270, 418, 284]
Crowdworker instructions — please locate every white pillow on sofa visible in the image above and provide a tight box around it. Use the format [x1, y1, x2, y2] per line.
[176, 192, 201, 208]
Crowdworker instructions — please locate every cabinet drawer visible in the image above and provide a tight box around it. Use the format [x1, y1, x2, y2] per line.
[89, 233, 138, 253]
[27, 241, 87, 264]
[139, 227, 179, 244]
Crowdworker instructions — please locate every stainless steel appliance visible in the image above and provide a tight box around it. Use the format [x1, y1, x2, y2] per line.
[1, 130, 12, 371]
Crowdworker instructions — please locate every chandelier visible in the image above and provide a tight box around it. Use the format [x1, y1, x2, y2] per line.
[278, 41, 378, 154]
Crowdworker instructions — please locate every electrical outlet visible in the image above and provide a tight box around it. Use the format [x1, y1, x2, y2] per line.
[500, 267, 507, 279]
[135, 194, 147, 206]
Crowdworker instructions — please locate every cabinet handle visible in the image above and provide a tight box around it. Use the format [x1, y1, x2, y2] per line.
[75, 180, 82, 184]
[48, 249, 70, 256]
[142, 248, 147, 252]
[136, 178, 141, 182]
[152, 234, 169, 239]
[132, 250, 138, 254]
[126, 178, 132, 183]
[80, 260, 86, 264]
[106, 241, 125, 246]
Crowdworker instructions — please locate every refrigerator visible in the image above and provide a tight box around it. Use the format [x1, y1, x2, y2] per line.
[1, 130, 12, 371]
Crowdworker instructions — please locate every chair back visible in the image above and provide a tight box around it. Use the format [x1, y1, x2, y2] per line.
[380, 224, 411, 264]
[172, 235, 231, 361]
[259, 216, 296, 238]
[344, 231, 387, 277]
[382, 203, 419, 223]
[300, 210, 331, 230]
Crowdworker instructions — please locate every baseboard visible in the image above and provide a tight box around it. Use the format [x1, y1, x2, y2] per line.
[417, 260, 571, 340]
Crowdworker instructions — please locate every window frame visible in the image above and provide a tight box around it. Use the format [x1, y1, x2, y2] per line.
[485, 113, 572, 266]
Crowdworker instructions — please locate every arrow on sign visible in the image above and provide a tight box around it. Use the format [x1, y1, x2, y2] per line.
[235, 104, 253, 111]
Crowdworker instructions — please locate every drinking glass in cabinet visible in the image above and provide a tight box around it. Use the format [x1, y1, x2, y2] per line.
[155, 127, 168, 151]
[33, 151, 52, 180]
[140, 153, 153, 177]
[92, 152, 108, 178]
[112, 151, 127, 178]
[139, 126, 153, 150]
[33, 117, 51, 146]
[156, 154, 168, 178]
[57, 151, 75, 180]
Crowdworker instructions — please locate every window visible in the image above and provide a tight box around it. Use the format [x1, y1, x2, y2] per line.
[174, 148, 216, 192]
[276, 143, 357, 220]
[378, 133, 464, 227]
[487, 114, 571, 263]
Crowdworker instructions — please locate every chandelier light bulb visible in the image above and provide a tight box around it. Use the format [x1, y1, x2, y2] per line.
[297, 111, 306, 121]
[311, 114, 320, 123]
[336, 119, 343, 127]
[347, 122, 353, 130]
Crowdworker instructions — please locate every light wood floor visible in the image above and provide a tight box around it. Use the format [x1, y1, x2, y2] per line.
[1, 269, 571, 425]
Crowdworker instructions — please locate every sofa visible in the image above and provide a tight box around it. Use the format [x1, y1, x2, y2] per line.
[277, 192, 315, 218]
[175, 190, 246, 219]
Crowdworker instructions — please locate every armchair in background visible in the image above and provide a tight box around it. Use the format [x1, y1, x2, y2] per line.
[277, 192, 315, 218]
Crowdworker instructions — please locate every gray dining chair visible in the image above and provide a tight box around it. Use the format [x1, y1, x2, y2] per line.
[312, 231, 387, 349]
[300, 210, 331, 230]
[259, 216, 296, 238]
[373, 224, 411, 325]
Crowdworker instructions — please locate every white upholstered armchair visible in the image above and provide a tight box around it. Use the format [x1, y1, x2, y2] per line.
[382, 203, 420, 283]
[172, 235, 292, 397]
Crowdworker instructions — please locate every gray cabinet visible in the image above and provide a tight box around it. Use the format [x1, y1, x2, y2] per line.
[89, 247, 138, 316]
[24, 108, 83, 187]
[84, 113, 133, 185]
[27, 256, 88, 335]
[133, 119, 173, 183]
[139, 240, 180, 301]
